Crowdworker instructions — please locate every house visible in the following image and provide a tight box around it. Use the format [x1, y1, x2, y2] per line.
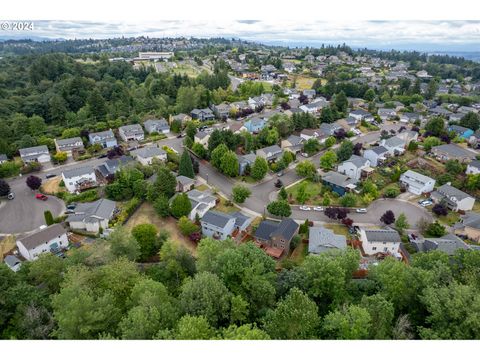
[380, 136, 406, 156]
[399, 112, 423, 124]
[308, 226, 347, 254]
[4, 255, 22, 272]
[396, 130, 419, 143]
[191, 108, 215, 121]
[466, 160, 480, 175]
[55, 137, 84, 157]
[118, 124, 145, 142]
[349, 109, 374, 123]
[96, 155, 134, 178]
[448, 124, 474, 139]
[186, 189, 217, 221]
[16, 224, 68, 261]
[322, 171, 357, 196]
[143, 118, 170, 134]
[62, 166, 97, 193]
[0, 154, 8, 164]
[254, 218, 299, 258]
[176, 175, 195, 193]
[431, 144, 477, 163]
[88, 129, 117, 148]
[242, 117, 267, 133]
[238, 153, 257, 176]
[67, 198, 116, 233]
[303, 89, 316, 99]
[378, 108, 397, 120]
[200, 210, 252, 241]
[337, 155, 372, 182]
[248, 94, 274, 109]
[130, 146, 167, 165]
[194, 131, 210, 148]
[454, 212, 480, 242]
[360, 228, 401, 256]
[300, 128, 327, 143]
[319, 122, 342, 136]
[299, 99, 329, 114]
[19, 145, 50, 164]
[281, 135, 304, 154]
[170, 113, 191, 125]
[256, 145, 283, 162]
[212, 103, 231, 120]
[399, 170, 435, 195]
[412, 234, 471, 255]
[431, 184, 475, 211]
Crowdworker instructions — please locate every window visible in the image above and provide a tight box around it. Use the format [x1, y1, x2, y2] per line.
[372, 247, 377, 251]
[383, 242, 386, 244]
[384, 247, 388, 252]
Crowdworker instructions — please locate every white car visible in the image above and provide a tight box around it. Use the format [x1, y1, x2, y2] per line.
[301, 153, 309, 157]
[356, 208, 367, 213]
[313, 206, 324, 212]
[299, 206, 311, 211]
[420, 200, 433, 207]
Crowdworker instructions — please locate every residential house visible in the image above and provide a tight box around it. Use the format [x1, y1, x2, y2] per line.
[96, 155, 134, 178]
[429, 106, 452, 118]
[176, 175, 195, 193]
[62, 166, 97, 193]
[466, 160, 480, 175]
[16, 224, 68, 261]
[256, 145, 283, 162]
[308, 226, 347, 254]
[396, 130, 419, 143]
[170, 113, 191, 125]
[242, 117, 268, 133]
[348, 109, 374, 123]
[431, 184, 475, 211]
[19, 145, 50, 164]
[191, 108, 215, 121]
[281, 135, 304, 154]
[319, 122, 342, 137]
[67, 198, 116, 233]
[378, 108, 397, 120]
[130, 146, 167, 165]
[4, 255, 22, 272]
[143, 118, 170, 134]
[0, 154, 8, 164]
[360, 228, 401, 256]
[448, 124, 474, 139]
[322, 171, 357, 196]
[299, 99, 329, 114]
[399, 170, 435, 195]
[337, 155, 372, 182]
[119, 124, 145, 142]
[454, 212, 480, 242]
[363, 146, 389, 167]
[238, 153, 257, 176]
[194, 131, 210, 148]
[412, 233, 471, 255]
[88, 129, 117, 148]
[200, 210, 252, 240]
[254, 218, 299, 258]
[303, 89, 316, 99]
[55, 137, 84, 157]
[431, 144, 477, 163]
[212, 103, 231, 120]
[300, 128, 327, 143]
[186, 189, 217, 221]
[399, 112, 423, 124]
[380, 136, 406, 156]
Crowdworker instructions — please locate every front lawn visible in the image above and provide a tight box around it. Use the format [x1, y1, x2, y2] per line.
[436, 211, 461, 226]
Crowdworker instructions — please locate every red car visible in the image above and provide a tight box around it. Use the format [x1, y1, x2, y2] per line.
[35, 194, 48, 201]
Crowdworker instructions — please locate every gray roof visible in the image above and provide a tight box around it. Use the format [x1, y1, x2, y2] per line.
[432, 144, 477, 159]
[271, 218, 299, 240]
[131, 146, 166, 159]
[458, 212, 480, 230]
[449, 124, 471, 134]
[89, 129, 115, 140]
[255, 219, 299, 243]
[176, 175, 195, 185]
[258, 144, 282, 154]
[434, 184, 472, 202]
[231, 212, 252, 228]
[119, 124, 144, 135]
[144, 118, 169, 131]
[308, 226, 347, 254]
[67, 198, 116, 223]
[4, 255, 21, 268]
[19, 145, 49, 157]
[0, 154, 7, 161]
[56, 137, 83, 147]
[363, 228, 401, 243]
[421, 235, 470, 255]
[285, 134, 304, 146]
[201, 210, 234, 228]
[343, 155, 369, 168]
[322, 171, 356, 188]
[62, 166, 95, 179]
[195, 131, 209, 140]
[17, 224, 66, 250]
[468, 160, 480, 170]
[368, 146, 389, 155]
[187, 189, 216, 205]
[400, 170, 434, 185]
[383, 136, 405, 148]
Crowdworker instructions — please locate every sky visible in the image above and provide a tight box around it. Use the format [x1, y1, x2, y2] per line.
[1, 20, 480, 52]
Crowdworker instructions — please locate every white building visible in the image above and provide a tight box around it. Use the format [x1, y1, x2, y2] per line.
[19, 145, 51, 164]
[186, 189, 217, 221]
[380, 136, 406, 156]
[399, 170, 436, 195]
[54, 137, 85, 157]
[118, 124, 145, 142]
[337, 155, 371, 182]
[363, 146, 389, 167]
[194, 131, 210, 148]
[16, 224, 68, 261]
[67, 199, 116, 233]
[360, 228, 401, 256]
[466, 160, 480, 175]
[130, 146, 167, 165]
[431, 184, 475, 212]
[143, 119, 170, 134]
[62, 166, 97, 193]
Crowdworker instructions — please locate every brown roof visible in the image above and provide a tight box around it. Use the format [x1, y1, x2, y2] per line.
[265, 246, 284, 258]
[17, 224, 66, 250]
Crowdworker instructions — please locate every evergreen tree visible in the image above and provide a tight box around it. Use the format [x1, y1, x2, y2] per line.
[179, 151, 195, 179]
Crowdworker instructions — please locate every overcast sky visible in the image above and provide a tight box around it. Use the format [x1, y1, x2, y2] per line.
[2, 20, 480, 51]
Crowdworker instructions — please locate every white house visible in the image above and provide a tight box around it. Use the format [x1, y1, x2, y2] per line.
[143, 118, 170, 134]
[16, 224, 68, 261]
[186, 189, 217, 221]
[348, 109, 374, 123]
[19, 145, 51, 164]
[88, 129, 117, 148]
[399, 170, 436, 195]
[360, 228, 401, 256]
[466, 160, 480, 175]
[67, 199, 116, 233]
[337, 155, 371, 182]
[118, 124, 145, 142]
[378, 108, 397, 120]
[55, 137, 85, 157]
[62, 166, 97, 193]
[200, 210, 236, 240]
[130, 146, 167, 165]
[363, 146, 389, 167]
[4, 255, 22, 272]
[299, 99, 329, 114]
[194, 131, 210, 148]
[256, 145, 283, 162]
[431, 184, 475, 212]
[380, 136, 406, 156]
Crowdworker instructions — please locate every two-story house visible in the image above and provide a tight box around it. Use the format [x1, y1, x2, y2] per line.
[143, 118, 170, 134]
[19, 145, 51, 164]
[54, 137, 85, 157]
[380, 136, 406, 156]
[431, 183, 475, 212]
[131, 146, 167, 165]
[62, 166, 97, 193]
[16, 224, 68, 261]
[399, 170, 435, 195]
[118, 124, 145, 142]
[254, 218, 299, 258]
[337, 155, 371, 182]
[191, 108, 215, 121]
[67, 198, 116, 233]
[363, 146, 389, 167]
[88, 129, 118, 148]
[360, 228, 401, 256]
[194, 131, 210, 148]
[431, 144, 477, 163]
[256, 145, 283, 162]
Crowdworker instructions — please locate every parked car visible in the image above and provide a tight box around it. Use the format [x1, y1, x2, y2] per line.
[66, 203, 77, 210]
[45, 173, 56, 179]
[98, 154, 108, 159]
[35, 194, 48, 201]
[6, 192, 15, 200]
[301, 152, 309, 157]
[420, 200, 433, 207]
[65, 210, 75, 214]
[177, 133, 185, 138]
[277, 171, 284, 177]
[356, 208, 367, 213]
[275, 179, 283, 188]
[299, 206, 311, 211]
[313, 206, 324, 212]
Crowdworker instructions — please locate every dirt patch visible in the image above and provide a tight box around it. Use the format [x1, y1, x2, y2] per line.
[42, 177, 62, 194]
[125, 202, 197, 256]
[0, 235, 16, 261]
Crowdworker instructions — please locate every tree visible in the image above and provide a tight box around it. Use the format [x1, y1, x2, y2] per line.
[28, 253, 66, 293]
[424, 117, 445, 137]
[0, 179, 11, 196]
[170, 193, 192, 218]
[220, 150, 239, 177]
[179, 272, 231, 326]
[174, 315, 215, 340]
[445, 160, 463, 175]
[109, 227, 140, 261]
[432, 203, 448, 216]
[423, 136, 442, 152]
[296, 160, 316, 179]
[303, 138, 321, 155]
[211, 144, 229, 169]
[295, 182, 309, 204]
[322, 305, 372, 339]
[250, 157, 268, 180]
[263, 288, 319, 339]
[425, 221, 446, 237]
[340, 193, 356, 207]
[426, 78, 438, 100]
[324, 136, 336, 148]
[186, 122, 197, 141]
[153, 195, 170, 217]
[334, 91, 348, 114]
[178, 216, 199, 236]
[154, 167, 176, 199]
[179, 151, 195, 179]
[232, 185, 251, 203]
[26, 175, 42, 191]
[44, 210, 54, 226]
[336, 140, 354, 162]
[267, 200, 291, 217]
[360, 294, 395, 339]
[131, 224, 159, 261]
[87, 88, 107, 120]
[395, 213, 410, 234]
[222, 324, 270, 340]
[278, 186, 288, 201]
[320, 150, 337, 170]
[53, 151, 67, 164]
[459, 112, 480, 131]
[191, 142, 207, 159]
[364, 88, 376, 102]
[380, 210, 395, 225]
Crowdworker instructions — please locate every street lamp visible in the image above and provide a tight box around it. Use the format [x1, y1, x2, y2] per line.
[206, 173, 208, 184]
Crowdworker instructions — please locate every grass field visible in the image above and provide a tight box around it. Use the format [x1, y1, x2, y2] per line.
[0, 235, 16, 261]
[323, 223, 350, 237]
[42, 176, 62, 195]
[289, 240, 308, 264]
[436, 211, 461, 226]
[125, 202, 197, 255]
[215, 196, 239, 213]
[172, 63, 203, 78]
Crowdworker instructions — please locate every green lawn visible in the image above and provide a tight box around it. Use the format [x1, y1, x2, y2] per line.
[323, 223, 350, 238]
[436, 211, 461, 226]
